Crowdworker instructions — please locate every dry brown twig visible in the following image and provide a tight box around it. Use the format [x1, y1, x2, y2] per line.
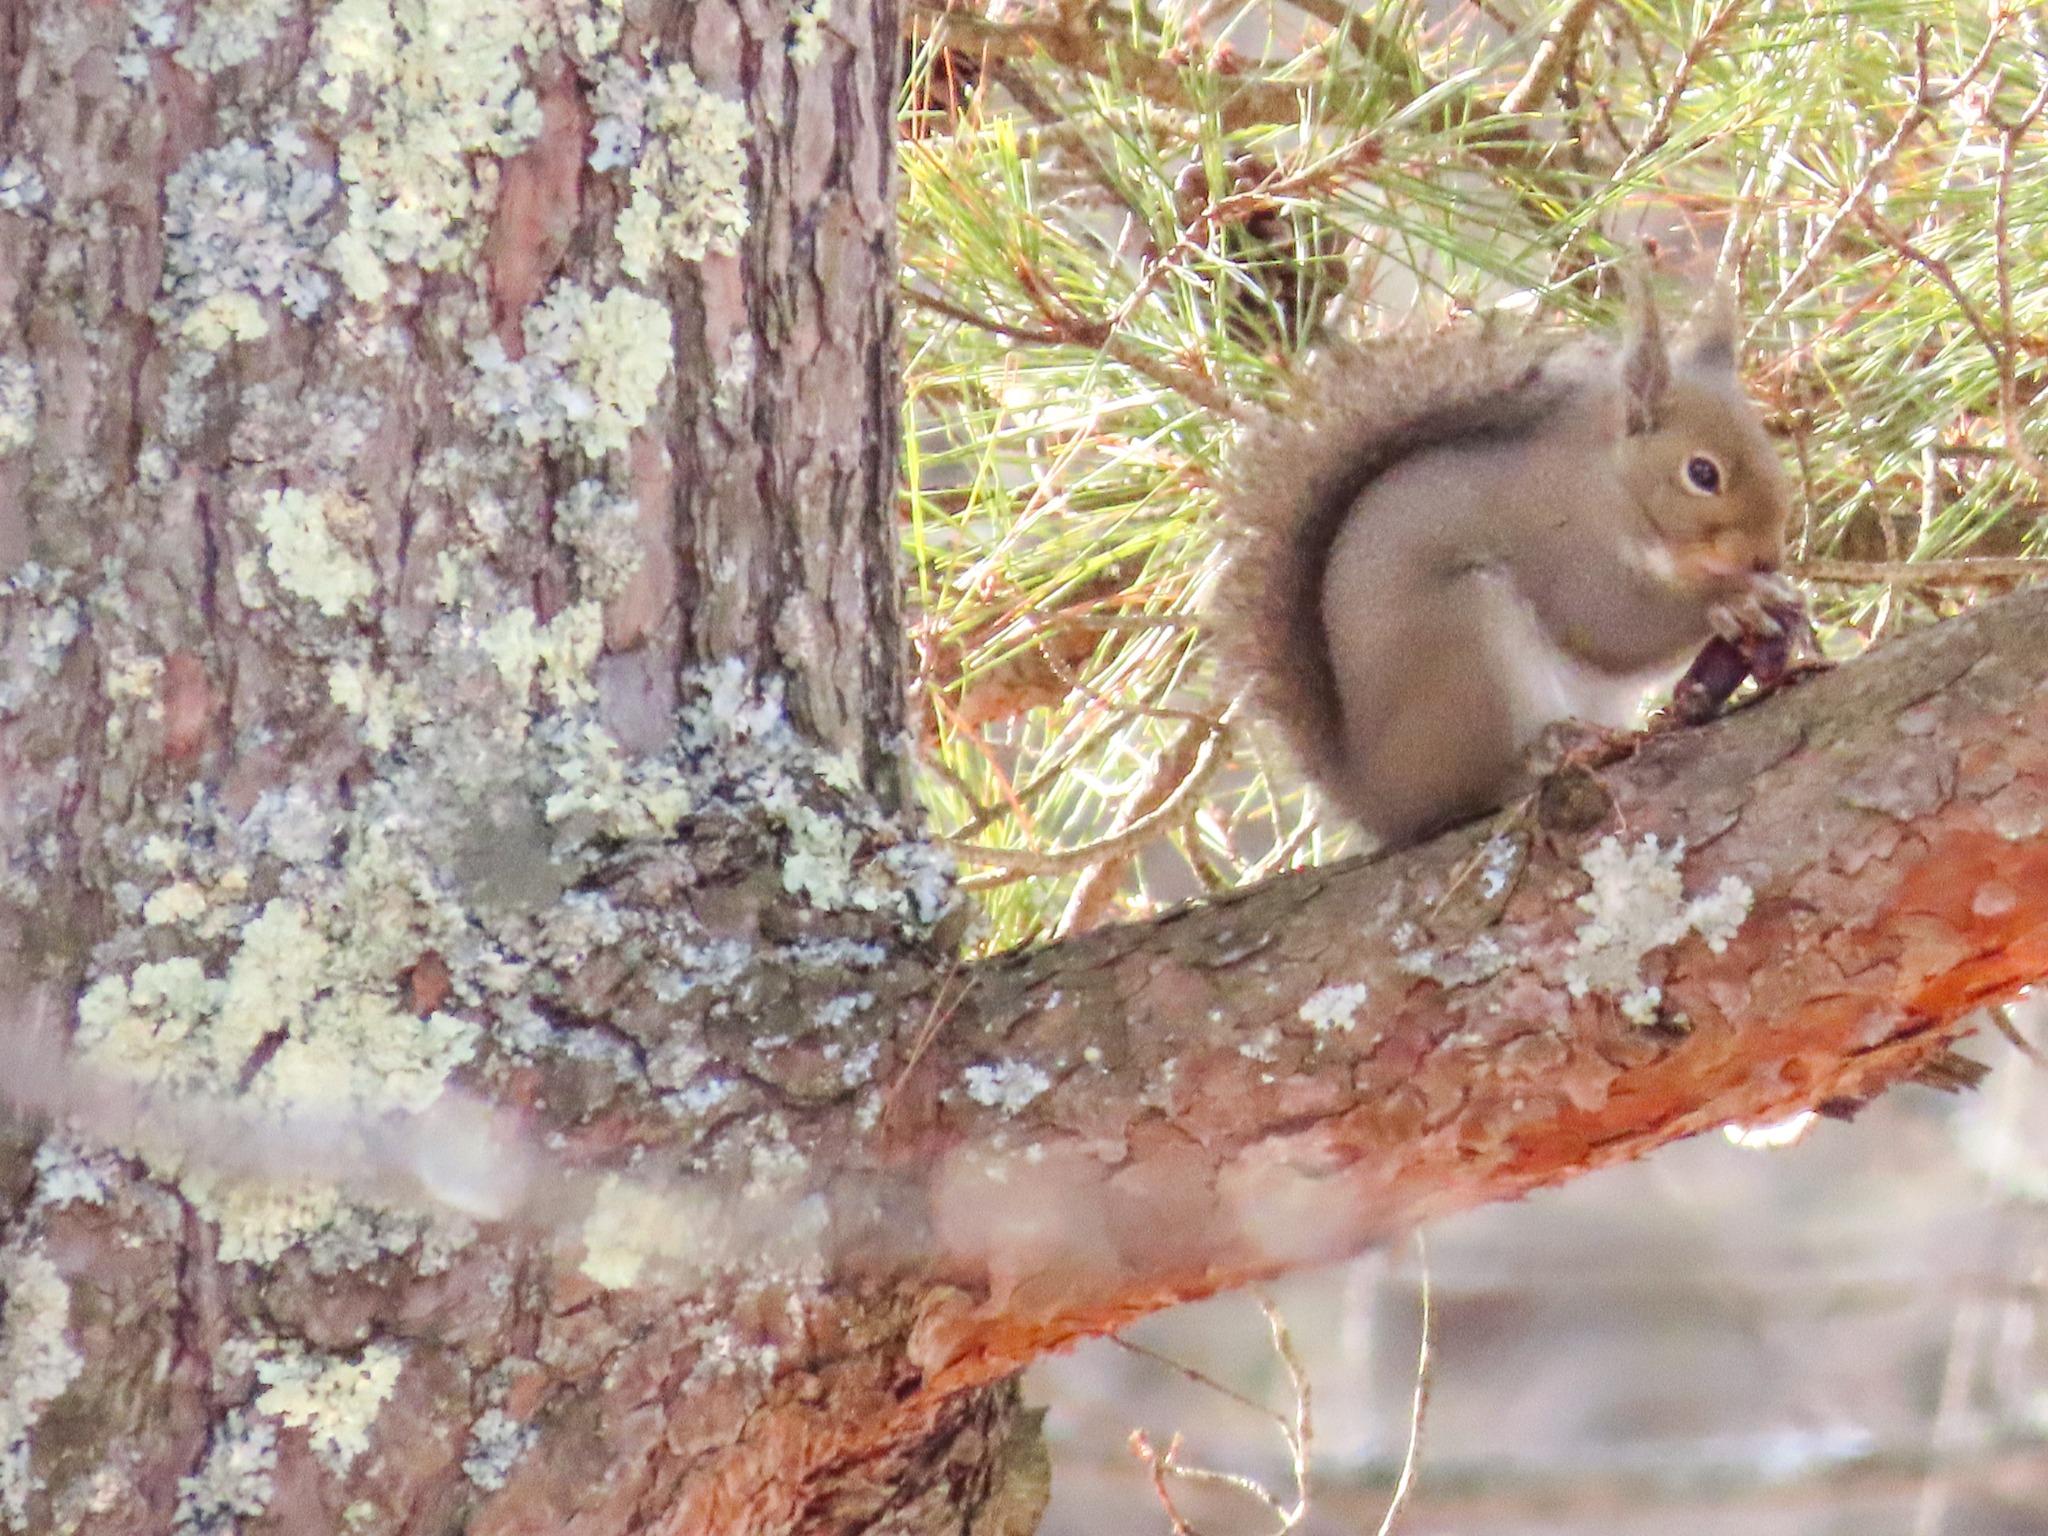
[943, 711, 1231, 885]
[1983, 73, 2048, 491]
[1762, 19, 2014, 323]
[1121, 1296, 1315, 1535]
[933, 601, 1228, 889]
[879, 953, 976, 1129]
[1856, 62, 2048, 502]
[1375, 1234, 1435, 1536]
[1548, 0, 1752, 282]
[903, 0, 1314, 132]
[910, 0, 1625, 386]
[1057, 714, 1225, 935]
[1499, 0, 1601, 115]
[904, 286, 1243, 417]
[1114, 1251, 1433, 1536]
[1793, 556, 2048, 589]
[1988, 1004, 2046, 1066]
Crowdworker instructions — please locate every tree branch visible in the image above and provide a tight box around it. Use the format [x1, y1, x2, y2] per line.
[905, 2, 1315, 132]
[1796, 557, 2048, 589]
[1499, 0, 1600, 115]
[881, 585, 2048, 1397]
[660, 589, 2048, 1530]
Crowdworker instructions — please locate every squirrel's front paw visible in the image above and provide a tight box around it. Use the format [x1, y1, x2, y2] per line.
[1707, 572, 1805, 641]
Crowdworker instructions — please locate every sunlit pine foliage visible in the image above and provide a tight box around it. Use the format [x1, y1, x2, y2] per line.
[898, 0, 2048, 949]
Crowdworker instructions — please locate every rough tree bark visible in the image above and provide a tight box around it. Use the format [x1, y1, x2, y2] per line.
[2, 6, 2046, 1536]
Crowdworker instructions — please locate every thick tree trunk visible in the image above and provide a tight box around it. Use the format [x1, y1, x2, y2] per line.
[0, 4, 1026, 1535]
[3, 6, 2047, 1536]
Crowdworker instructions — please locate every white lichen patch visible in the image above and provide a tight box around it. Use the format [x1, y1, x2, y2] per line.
[162, 352, 224, 446]
[833, 1038, 881, 1087]
[159, 136, 337, 349]
[253, 1343, 405, 1475]
[120, 0, 179, 82]
[253, 488, 376, 616]
[558, 0, 624, 62]
[664, 662, 958, 929]
[0, 357, 36, 456]
[745, 1126, 810, 1196]
[74, 780, 498, 1265]
[788, 0, 834, 63]
[589, 58, 750, 280]
[314, 0, 548, 302]
[1239, 1024, 1282, 1061]
[1395, 933, 1510, 988]
[461, 1408, 534, 1491]
[777, 798, 863, 906]
[468, 280, 675, 458]
[542, 720, 693, 840]
[103, 650, 166, 705]
[475, 602, 603, 707]
[172, 1409, 278, 1536]
[554, 479, 644, 599]
[0, 566, 78, 716]
[246, 901, 477, 1110]
[205, 1190, 453, 1272]
[143, 880, 209, 927]
[78, 900, 478, 1119]
[579, 1174, 692, 1289]
[74, 957, 229, 1091]
[1563, 835, 1754, 1026]
[0, 1244, 83, 1530]
[532, 890, 625, 970]
[0, 158, 45, 213]
[1478, 834, 1521, 900]
[328, 658, 423, 753]
[263, 987, 479, 1119]
[1299, 981, 1368, 1033]
[812, 992, 871, 1031]
[30, 1140, 115, 1210]
[962, 1059, 1051, 1113]
[175, 0, 294, 73]
[1683, 875, 1754, 954]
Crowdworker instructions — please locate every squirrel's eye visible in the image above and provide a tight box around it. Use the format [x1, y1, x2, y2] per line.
[1682, 453, 1724, 495]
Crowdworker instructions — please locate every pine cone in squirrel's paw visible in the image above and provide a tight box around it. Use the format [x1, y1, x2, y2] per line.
[1666, 589, 1822, 727]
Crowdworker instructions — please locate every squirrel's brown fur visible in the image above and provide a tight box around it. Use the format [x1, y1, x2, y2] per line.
[1207, 292, 1794, 847]
[1210, 325, 1565, 797]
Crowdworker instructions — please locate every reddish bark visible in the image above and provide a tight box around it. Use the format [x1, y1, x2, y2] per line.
[880, 584, 2048, 1395]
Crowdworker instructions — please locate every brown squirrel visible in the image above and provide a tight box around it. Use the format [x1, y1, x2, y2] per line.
[1211, 281, 1797, 848]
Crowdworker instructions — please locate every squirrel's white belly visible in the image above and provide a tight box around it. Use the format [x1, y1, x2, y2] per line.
[1479, 569, 1673, 744]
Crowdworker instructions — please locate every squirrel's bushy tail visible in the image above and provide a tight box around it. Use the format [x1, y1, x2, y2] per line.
[1209, 324, 1562, 796]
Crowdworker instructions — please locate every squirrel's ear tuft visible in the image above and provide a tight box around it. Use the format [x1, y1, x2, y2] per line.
[1682, 285, 1740, 373]
[1620, 263, 1670, 436]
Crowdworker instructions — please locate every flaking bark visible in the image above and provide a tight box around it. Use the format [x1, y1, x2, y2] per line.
[884, 585, 2048, 1398]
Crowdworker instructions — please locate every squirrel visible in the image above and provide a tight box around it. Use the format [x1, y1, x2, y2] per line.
[1210, 279, 1798, 849]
